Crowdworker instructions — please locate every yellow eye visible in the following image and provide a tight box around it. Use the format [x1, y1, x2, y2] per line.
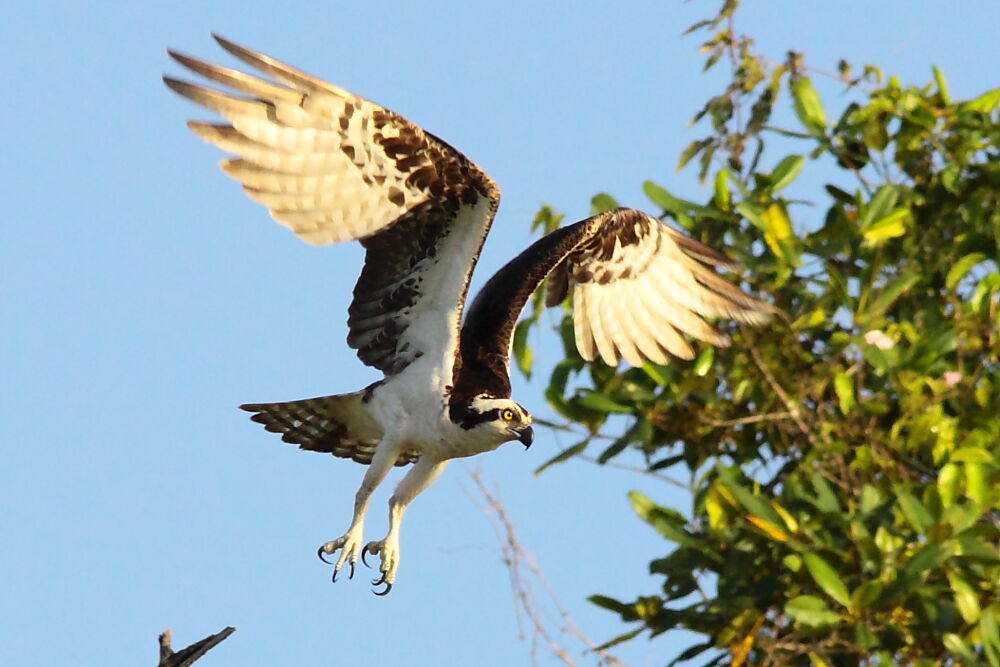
[501, 409, 515, 421]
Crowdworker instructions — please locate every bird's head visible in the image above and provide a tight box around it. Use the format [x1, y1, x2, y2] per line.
[452, 395, 534, 448]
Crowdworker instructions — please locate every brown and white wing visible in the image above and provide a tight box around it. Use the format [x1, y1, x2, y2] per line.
[457, 208, 772, 398]
[164, 36, 499, 376]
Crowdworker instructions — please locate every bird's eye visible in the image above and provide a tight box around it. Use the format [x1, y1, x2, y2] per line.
[501, 409, 515, 421]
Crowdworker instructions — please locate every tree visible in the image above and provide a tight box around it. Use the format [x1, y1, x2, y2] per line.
[518, 1, 1000, 664]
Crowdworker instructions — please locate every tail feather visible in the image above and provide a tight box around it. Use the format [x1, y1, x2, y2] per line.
[239, 391, 417, 466]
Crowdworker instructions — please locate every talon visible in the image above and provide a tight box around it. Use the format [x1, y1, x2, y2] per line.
[372, 571, 387, 587]
[331, 567, 339, 583]
[317, 545, 334, 565]
[361, 544, 372, 568]
[348, 562, 355, 580]
[372, 581, 392, 596]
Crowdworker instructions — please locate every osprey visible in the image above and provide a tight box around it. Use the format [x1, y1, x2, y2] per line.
[164, 35, 772, 595]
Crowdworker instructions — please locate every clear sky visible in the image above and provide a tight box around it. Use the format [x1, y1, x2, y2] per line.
[4, 2, 998, 665]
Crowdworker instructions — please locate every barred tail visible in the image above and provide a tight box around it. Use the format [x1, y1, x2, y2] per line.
[239, 391, 417, 466]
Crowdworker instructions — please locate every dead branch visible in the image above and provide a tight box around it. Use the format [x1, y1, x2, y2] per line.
[465, 467, 628, 667]
[157, 627, 235, 667]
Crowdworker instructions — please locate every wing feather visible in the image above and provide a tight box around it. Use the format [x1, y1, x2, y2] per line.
[165, 36, 499, 376]
[456, 208, 772, 399]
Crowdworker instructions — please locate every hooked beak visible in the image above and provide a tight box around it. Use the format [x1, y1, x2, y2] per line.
[511, 424, 534, 448]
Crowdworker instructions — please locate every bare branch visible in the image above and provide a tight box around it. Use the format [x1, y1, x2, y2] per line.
[465, 467, 629, 667]
[157, 627, 235, 667]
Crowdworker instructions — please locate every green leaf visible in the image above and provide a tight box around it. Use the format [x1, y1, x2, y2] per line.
[903, 541, 952, 578]
[713, 169, 730, 209]
[850, 580, 884, 611]
[859, 185, 899, 228]
[791, 77, 827, 132]
[833, 372, 854, 415]
[946, 252, 987, 289]
[533, 440, 588, 475]
[896, 491, 932, 532]
[735, 202, 766, 231]
[643, 181, 683, 213]
[961, 87, 1000, 113]
[588, 594, 635, 617]
[627, 490, 695, 546]
[770, 154, 805, 192]
[947, 570, 981, 624]
[862, 207, 910, 245]
[575, 390, 633, 414]
[942, 633, 979, 664]
[810, 473, 841, 513]
[785, 595, 843, 627]
[512, 319, 533, 378]
[693, 347, 714, 376]
[938, 462, 961, 507]
[933, 65, 951, 104]
[980, 609, 1000, 665]
[865, 272, 920, 318]
[590, 192, 620, 215]
[949, 446, 994, 464]
[676, 138, 713, 172]
[803, 553, 851, 608]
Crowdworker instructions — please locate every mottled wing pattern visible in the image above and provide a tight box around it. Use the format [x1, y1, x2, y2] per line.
[240, 392, 418, 466]
[457, 208, 772, 399]
[165, 35, 440, 244]
[555, 209, 772, 366]
[165, 36, 499, 376]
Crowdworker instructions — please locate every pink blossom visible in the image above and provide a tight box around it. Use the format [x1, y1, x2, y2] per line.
[863, 330, 894, 350]
[943, 371, 962, 387]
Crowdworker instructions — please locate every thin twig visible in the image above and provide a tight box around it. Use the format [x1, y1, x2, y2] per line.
[465, 468, 629, 667]
[745, 341, 819, 448]
[696, 411, 793, 427]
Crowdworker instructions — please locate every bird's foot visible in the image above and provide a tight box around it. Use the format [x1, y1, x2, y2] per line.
[361, 536, 399, 596]
[317, 525, 365, 583]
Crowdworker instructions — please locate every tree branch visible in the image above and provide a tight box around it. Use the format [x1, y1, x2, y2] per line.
[157, 627, 235, 667]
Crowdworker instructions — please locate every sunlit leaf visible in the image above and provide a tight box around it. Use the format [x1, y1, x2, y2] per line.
[769, 154, 805, 192]
[862, 207, 910, 245]
[714, 169, 730, 209]
[803, 553, 851, 607]
[961, 87, 1000, 113]
[785, 595, 842, 627]
[947, 570, 981, 624]
[746, 515, 789, 542]
[946, 252, 988, 289]
[791, 77, 827, 132]
[932, 65, 950, 104]
[590, 192, 620, 215]
[693, 347, 714, 376]
[833, 372, 854, 415]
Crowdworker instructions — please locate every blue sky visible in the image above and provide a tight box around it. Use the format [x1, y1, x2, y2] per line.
[3, 2, 998, 665]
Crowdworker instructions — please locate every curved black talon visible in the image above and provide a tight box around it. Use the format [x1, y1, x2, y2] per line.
[372, 581, 392, 596]
[348, 561, 355, 580]
[331, 567, 339, 583]
[361, 544, 373, 568]
[317, 546, 334, 565]
[372, 571, 388, 587]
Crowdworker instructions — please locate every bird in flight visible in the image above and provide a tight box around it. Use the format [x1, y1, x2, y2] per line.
[164, 35, 772, 595]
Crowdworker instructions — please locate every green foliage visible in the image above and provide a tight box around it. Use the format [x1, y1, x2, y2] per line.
[520, 2, 1000, 664]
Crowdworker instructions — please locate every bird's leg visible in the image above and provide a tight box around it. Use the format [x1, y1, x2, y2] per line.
[318, 439, 401, 582]
[364, 458, 448, 594]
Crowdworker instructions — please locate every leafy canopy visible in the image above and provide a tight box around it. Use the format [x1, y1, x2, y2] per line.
[518, 2, 1000, 665]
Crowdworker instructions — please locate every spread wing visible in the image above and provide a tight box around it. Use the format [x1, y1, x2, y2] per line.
[456, 208, 773, 399]
[164, 35, 499, 376]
